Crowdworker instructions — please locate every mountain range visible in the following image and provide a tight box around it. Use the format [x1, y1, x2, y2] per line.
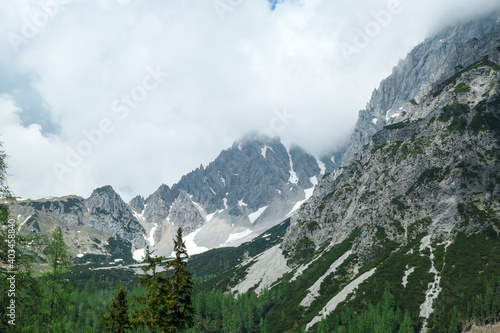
[8, 11, 500, 332]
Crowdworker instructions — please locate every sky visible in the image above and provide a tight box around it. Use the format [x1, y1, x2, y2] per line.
[0, 0, 499, 202]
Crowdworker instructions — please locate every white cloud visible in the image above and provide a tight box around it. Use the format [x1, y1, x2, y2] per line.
[0, 0, 499, 201]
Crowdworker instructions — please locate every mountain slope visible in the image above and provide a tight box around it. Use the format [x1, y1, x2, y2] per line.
[129, 135, 334, 257]
[198, 24, 500, 332]
[342, 12, 500, 166]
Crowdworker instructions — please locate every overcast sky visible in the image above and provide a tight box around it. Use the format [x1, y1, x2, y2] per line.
[0, 0, 499, 202]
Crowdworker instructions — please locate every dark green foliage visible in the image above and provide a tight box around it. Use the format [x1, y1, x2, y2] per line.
[433, 56, 500, 96]
[430, 230, 500, 331]
[453, 83, 471, 93]
[132, 228, 194, 332]
[469, 96, 500, 137]
[360, 191, 376, 202]
[103, 285, 132, 332]
[410, 99, 418, 105]
[162, 228, 195, 332]
[371, 143, 387, 154]
[391, 196, 408, 211]
[324, 284, 415, 333]
[439, 103, 469, 122]
[384, 121, 409, 130]
[104, 237, 134, 263]
[406, 167, 449, 194]
[44, 226, 74, 330]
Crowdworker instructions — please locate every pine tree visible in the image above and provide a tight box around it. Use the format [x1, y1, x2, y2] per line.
[45, 226, 73, 330]
[133, 229, 194, 333]
[132, 246, 169, 332]
[162, 227, 195, 332]
[104, 285, 131, 332]
[398, 310, 414, 333]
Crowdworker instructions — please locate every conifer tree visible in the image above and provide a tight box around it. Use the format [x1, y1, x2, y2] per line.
[0, 142, 43, 331]
[398, 310, 414, 333]
[45, 226, 73, 330]
[162, 228, 194, 332]
[132, 246, 169, 332]
[104, 285, 131, 333]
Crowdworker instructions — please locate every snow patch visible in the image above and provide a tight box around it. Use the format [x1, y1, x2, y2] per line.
[285, 186, 315, 217]
[306, 268, 376, 330]
[248, 206, 267, 224]
[231, 245, 290, 295]
[288, 152, 299, 184]
[261, 145, 272, 158]
[133, 248, 146, 262]
[184, 227, 210, 256]
[225, 229, 252, 244]
[77, 253, 84, 258]
[309, 176, 318, 186]
[145, 223, 158, 246]
[238, 199, 248, 207]
[372, 118, 378, 125]
[301, 250, 352, 307]
[316, 158, 326, 175]
[223, 198, 228, 209]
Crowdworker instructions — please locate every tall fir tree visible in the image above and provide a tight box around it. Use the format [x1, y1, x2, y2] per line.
[45, 226, 73, 331]
[132, 246, 169, 332]
[104, 285, 132, 333]
[162, 228, 195, 332]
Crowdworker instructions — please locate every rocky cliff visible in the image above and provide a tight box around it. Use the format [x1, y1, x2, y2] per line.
[342, 12, 500, 165]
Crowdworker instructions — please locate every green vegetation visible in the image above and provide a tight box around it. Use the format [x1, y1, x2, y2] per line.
[322, 284, 416, 333]
[384, 120, 410, 130]
[453, 83, 471, 93]
[410, 99, 418, 105]
[430, 229, 500, 332]
[433, 56, 500, 97]
[406, 167, 450, 194]
[469, 96, 500, 137]
[438, 103, 469, 133]
[371, 143, 387, 154]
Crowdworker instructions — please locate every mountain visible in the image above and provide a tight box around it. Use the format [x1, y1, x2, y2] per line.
[128, 134, 338, 257]
[10, 135, 337, 260]
[10, 186, 147, 260]
[188, 14, 500, 332]
[342, 13, 500, 166]
[7, 11, 500, 333]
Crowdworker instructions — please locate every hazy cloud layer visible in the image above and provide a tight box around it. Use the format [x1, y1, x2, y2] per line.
[1, 0, 499, 201]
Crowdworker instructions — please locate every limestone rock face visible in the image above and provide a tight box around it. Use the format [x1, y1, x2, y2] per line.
[283, 33, 500, 265]
[86, 185, 146, 249]
[342, 13, 500, 166]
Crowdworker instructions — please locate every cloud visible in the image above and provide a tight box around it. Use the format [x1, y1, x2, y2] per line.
[0, 0, 499, 201]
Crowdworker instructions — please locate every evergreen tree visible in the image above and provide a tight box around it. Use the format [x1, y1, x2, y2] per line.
[132, 246, 169, 332]
[398, 310, 414, 333]
[162, 228, 195, 332]
[0, 142, 43, 331]
[104, 285, 131, 332]
[45, 226, 73, 330]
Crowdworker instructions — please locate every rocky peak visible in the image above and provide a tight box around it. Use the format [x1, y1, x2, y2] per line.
[129, 195, 145, 213]
[342, 12, 500, 166]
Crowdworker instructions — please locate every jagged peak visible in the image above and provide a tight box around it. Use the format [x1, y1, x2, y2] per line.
[89, 185, 120, 198]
